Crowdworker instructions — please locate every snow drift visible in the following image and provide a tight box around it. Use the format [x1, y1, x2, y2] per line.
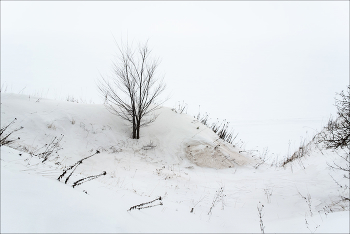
[1, 93, 349, 233]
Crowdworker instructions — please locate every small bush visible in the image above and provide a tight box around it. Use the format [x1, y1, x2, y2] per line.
[211, 120, 238, 145]
[316, 86, 349, 201]
[195, 105, 239, 146]
[317, 85, 349, 150]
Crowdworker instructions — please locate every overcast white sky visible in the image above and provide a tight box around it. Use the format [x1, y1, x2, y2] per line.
[1, 1, 349, 154]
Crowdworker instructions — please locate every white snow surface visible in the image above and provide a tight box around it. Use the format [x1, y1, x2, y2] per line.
[1, 93, 349, 233]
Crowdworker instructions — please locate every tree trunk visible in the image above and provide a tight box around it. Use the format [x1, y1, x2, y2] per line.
[132, 116, 137, 139]
[136, 125, 140, 139]
[132, 125, 136, 139]
[136, 119, 141, 139]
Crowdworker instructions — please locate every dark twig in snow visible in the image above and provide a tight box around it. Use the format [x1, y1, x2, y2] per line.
[39, 135, 64, 163]
[57, 150, 100, 183]
[0, 118, 23, 146]
[128, 196, 162, 211]
[257, 202, 265, 233]
[72, 171, 107, 188]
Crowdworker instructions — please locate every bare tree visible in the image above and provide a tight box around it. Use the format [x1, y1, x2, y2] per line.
[98, 42, 166, 139]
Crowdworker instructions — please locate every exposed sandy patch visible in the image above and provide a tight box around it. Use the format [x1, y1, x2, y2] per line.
[184, 139, 253, 169]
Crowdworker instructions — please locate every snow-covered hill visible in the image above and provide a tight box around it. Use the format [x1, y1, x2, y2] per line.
[1, 93, 349, 233]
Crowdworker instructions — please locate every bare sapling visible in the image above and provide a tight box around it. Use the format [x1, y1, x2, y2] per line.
[98, 40, 166, 139]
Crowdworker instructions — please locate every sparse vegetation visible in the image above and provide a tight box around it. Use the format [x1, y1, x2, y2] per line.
[257, 202, 265, 234]
[254, 147, 270, 169]
[72, 171, 107, 188]
[57, 150, 100, 184]
[47, 122, 57, 130]
[264, 187, 273, 204]
[281, 137, 312, 167]
[208, 186, 226, 215]
[142, 140, 156, 150]
[37, 134, 64, 163]
[211, 119, 238, 145]
[2, 85, 349, 232]
[298, 190, 313, 217]
[108, 145, 122, 153]
[304, 215, 320, 233]
[66, 95, 79, 103]
[200, 113, 209, 126]
[0, 82, 8, 93]
[172, 101, 187, 114]
[0, 118, 23, 146]
[190, 195, 206, 213]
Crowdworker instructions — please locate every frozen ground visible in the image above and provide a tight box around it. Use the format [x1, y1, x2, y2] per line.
[1, 93, 349, 233]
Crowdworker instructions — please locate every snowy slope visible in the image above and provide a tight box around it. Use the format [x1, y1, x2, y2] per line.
[1, 93, 349, 233]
